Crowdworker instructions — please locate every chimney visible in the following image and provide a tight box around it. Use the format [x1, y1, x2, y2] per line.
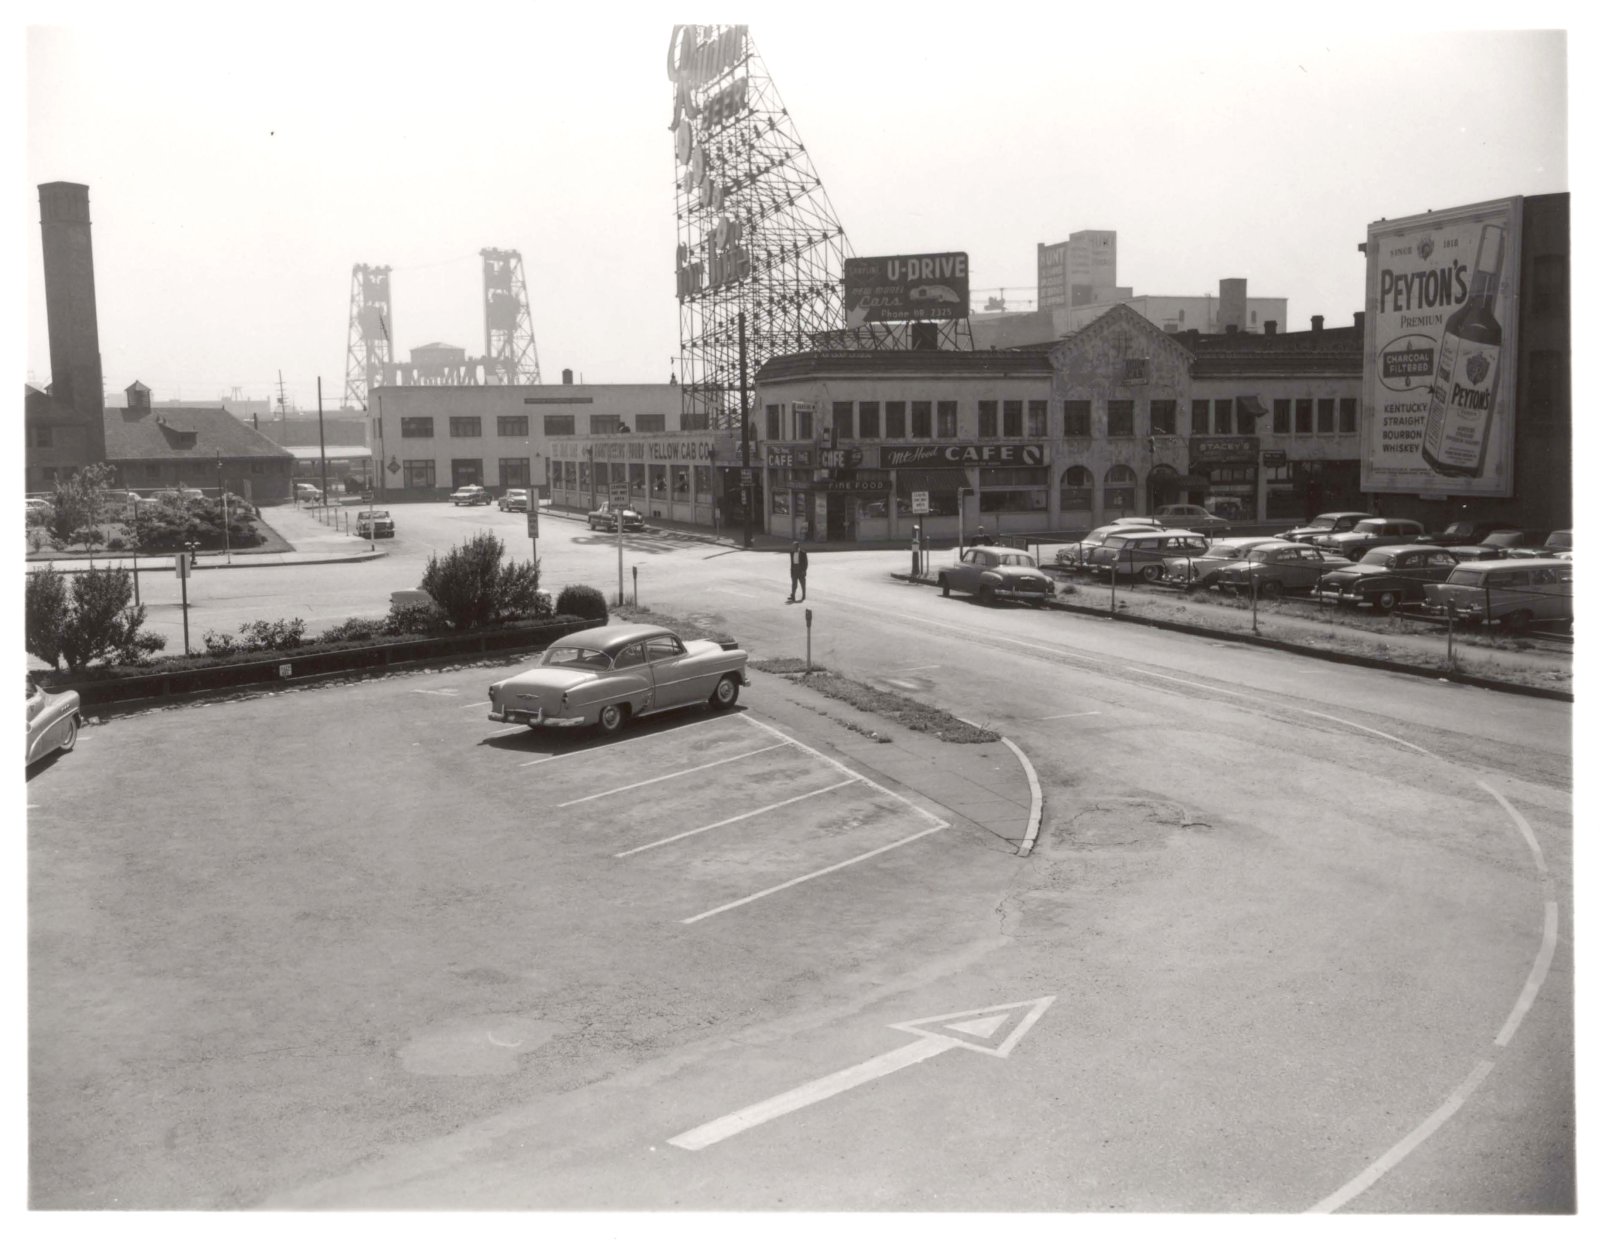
[1264, 321, 1278, 336]
[38, 181, 107, 458]
[561, 368, 574, 385]
[1353, 311, 1365, 337]
[1311, 315, 1325, 333]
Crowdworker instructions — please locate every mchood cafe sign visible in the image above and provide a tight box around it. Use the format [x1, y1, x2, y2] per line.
[880, 443, 1046, 468]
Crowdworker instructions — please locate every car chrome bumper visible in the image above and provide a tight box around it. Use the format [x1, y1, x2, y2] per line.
[488, 709, 586, 727]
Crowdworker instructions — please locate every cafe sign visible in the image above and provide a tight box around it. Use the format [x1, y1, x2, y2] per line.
[879, 442, 1045, 469]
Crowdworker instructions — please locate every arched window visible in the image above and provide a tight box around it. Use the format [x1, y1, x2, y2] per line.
[1059, 465, 1093, 512]
[1104, 464, 1137, 516]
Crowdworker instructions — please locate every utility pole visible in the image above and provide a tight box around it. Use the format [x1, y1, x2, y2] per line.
[316, 377, 329, 505]
[739, 310, 751, 549]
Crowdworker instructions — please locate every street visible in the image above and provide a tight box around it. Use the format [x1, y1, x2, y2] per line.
[27, 505, 1573, 1211]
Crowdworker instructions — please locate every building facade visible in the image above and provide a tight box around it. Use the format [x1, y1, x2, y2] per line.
[1037, 231, 1120, 311]
[102, 382, 296, 501]
[368, 380, 681, 498]
[546, 431, 742, 529]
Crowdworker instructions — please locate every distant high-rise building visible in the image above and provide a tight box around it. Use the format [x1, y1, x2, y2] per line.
[1038, 230, 1118, 311]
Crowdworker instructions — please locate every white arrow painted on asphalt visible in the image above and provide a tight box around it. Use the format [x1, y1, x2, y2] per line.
[667, 996, 1055, 1152]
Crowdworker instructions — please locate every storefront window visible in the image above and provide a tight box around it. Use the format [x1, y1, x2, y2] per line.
[694, 465, 712, 501]
[629, 462, 646, 491]
[674, 467, 691, 496]
[578, 460, 591, 490]
[978, 466, 1048, 513]
[1104, 464, 1137, 513]
[771, 491, 791, 516]
[649, 464, 667, 496]
[893, 471, 961, 517]
[1059, 465, 1093, 511]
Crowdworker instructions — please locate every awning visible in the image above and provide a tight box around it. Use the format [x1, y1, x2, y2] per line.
[1238, 395, 1268, 417]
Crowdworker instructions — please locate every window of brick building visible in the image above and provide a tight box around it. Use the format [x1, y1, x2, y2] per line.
[858, 402, 881, 438]
[404, 460, 436, 488]
[1273, 399, 1291, 434]
[1108, 400, 1134, 437]
[1338, 398, 1358, 434]
[1003, 400, 1023, 437]
[937, 401, 958, 438]
[543, 415, 574, 436]
[911, 401, 932, 438]
[1191, 400, 1209, 435]
[1214, 399, 1233, 434]
[833, 402, 854, 440]
[1027, 400, 1048, 438]
[497, 416, 529, 437]
[400, 417, 434, 438]
[978, 401, 998, 438]
[766, 404, 782, 439]
[1151, 400, 1177, 436]
[1295, 398, 1314, 434]
[1062, 401, 1091, 437]
[450, 417, 482, 438]
[885, 401, 906, 438]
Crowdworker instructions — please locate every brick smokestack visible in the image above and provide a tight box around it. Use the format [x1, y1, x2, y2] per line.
[38, 181, 106, 459]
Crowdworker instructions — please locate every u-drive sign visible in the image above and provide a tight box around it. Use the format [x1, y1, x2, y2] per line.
[844, 252, 970, 326]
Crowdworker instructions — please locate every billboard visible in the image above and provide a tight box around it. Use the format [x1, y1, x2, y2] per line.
[843, 253, 969, 326]
[1362, 198, 1522, 496]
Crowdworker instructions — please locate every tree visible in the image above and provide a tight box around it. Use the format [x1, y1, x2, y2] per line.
[26, 565, 167, 673]
[47, 463, 116, 550]
[419, 531, 544, 630]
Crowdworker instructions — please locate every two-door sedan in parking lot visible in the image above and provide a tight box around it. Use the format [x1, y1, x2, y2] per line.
[488, 624, 749, 735]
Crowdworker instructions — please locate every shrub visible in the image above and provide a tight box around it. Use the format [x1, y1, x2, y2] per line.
[418, 531, 543, 630]
[106, 535, 127, 551]
[26, 565, 165, 673]
[555, 584, 608, 624]
[319, 617, 386, 644]
[238, 618, 306, 651]
[385, 601, 448, 636]
[129, 495, 263, 552]
[202, 630, 239, 657]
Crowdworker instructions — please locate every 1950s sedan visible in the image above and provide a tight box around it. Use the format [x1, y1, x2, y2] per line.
[488, 623, 749, 735]
[938, 546, 1055, 606]
[27, 675, 81, 766]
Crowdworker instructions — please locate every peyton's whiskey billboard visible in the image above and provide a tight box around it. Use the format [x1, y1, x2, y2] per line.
[1361, 198, 1523, 497]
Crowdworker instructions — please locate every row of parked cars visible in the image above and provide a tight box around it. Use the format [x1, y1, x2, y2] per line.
[1051, 511, 1573, 630]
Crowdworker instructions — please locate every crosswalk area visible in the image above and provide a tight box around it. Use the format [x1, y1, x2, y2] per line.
[468, 706, 949, 924]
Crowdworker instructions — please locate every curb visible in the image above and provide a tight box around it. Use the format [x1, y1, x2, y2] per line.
[27, 549, 389, 573]
[1001, 737, 1044, 857]
[891, 572, 1572, 703]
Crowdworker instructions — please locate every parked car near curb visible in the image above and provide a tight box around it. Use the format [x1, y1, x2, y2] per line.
[1543, 530, 1572, 559]
[1417, 519, 1519, 548]
[1054, 521, 1163, 569]
[1420, 559, 1573, 629]
[1163, 537, 1293, 591]
[1281, 512, 1374, 544]
[498, 488, 532, 512]
[355, 509, 395, 538]
[450, 485, 491, 506]
[1448, 529, 1550, 560]
[1212, 544, 1353, 598]
[27, 675, 80, 766]
[1086, 529, 1211, 583]
[1311, 517, 1428, 560]
[487, 623, 749, 736]
[1153, 503, 1231, 535]
[939, 546, 1055, 606]
[1310, 544, 1461, 612]
[587, 500, 645, 531]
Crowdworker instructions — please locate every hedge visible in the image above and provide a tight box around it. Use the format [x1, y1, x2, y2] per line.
[41, 615, 604, 710]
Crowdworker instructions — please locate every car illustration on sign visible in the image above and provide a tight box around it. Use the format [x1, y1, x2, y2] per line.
[487, 624, 750, 736]
[908, 284, 961, 305]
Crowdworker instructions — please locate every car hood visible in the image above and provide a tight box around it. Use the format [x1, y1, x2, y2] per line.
[1319, 563, 1392, 581]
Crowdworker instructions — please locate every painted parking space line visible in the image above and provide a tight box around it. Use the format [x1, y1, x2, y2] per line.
[1033, 711, 1101, 721]
[681, 822, 948, 924]
[409, 688, 460, 696]
[890, 664, 942, 673]
[614, 778, 859, 858]
[462, 700, 490, 709]
[513, 713, 747, 766]
[557, 743, 789, 808]
[485, 726, 526, 738]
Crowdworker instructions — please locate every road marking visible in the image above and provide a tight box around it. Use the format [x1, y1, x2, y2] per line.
[668, 997, 1054, 1151]
[557, 743, 787, 807]
[890, 663, 942, 673]
[739, 715, 946, 829]
[1003, 737, 1044, 858]
[1032, 711, 1101, 720]
[485, 726, 525, 738]
[1309, 1059, 1495, 1213]
[1477, 782, 1558, 1049]
[614, 779, 859, 858]
[462, 700, 490, 709]
[409, 688, 460, 696]
[681, 822, 947, 924]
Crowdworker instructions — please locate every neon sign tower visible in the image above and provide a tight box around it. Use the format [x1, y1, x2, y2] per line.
[669, 24, 850, 429]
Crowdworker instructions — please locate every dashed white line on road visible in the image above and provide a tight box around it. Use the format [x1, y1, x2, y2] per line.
[614, 778, 859, 858]
[890, 664, 942, 673]
[410, 688, 460, 696]
[681, 822, 947, 924]
[558, 743, 788, 807]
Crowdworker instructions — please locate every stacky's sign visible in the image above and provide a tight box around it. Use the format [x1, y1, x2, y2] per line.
[1363, 198, 1522, 497]
[844, 253, 970, 326]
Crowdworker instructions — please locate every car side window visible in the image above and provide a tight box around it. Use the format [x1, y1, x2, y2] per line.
[647, 636, 686, 661]
[615, 643, 646, 668]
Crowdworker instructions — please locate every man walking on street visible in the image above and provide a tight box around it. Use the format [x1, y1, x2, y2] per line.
[787, 541, 808, 603]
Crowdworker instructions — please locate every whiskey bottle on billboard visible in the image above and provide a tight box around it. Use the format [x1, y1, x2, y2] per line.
[1421, 223, 1505, 478]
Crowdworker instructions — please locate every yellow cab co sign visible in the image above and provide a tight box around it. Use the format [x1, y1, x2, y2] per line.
[1361, 197, 1522, 498]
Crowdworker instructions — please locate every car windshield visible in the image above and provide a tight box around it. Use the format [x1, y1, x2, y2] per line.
[1304, 514, 1341, 529]
[540, 645, 612, 670]
[1546, 531, 1572, 549]
[1447, 567, 1488, 585]
[360, 511, 389, 519]
[1360, 551, 1396, 566]
[1351, 520, 1385, 534]
[1480, 531, 1523, 546]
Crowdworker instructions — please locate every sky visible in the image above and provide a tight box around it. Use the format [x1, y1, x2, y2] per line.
[12, 3, 1583, 418]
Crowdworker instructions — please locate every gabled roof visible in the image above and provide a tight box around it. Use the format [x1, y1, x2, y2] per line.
[103, 406, 296, 461]
[1048, 302, 1195, 372]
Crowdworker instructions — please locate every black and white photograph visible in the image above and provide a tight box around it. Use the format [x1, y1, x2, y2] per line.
[15, 0, 1584, 1224]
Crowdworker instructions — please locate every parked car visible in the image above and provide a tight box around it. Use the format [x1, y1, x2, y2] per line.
[294, 483, 323, 502]
[1420, 558, 1573, 630]
[587, 500, 645, 531]
[1543, 529, 1572, 559]
[1163, 537, 1293, 591]
[1280, 511, 1374, 544]
[1153, 503, 1231, 535]
[1417, 519, 1519, 548]
[1310, 544, 1462, 612]
[1054, 521, 1163, 569]
[938, 546, 1055, 606]
[498, 488, 532, 512]
[355, 509, 395, 538]
[1086, 529, 1211, 583]
[487, 623, 749, 736]
[1450, 529, 1550, 560]
[1311, 518, 1428, 560]
[1212, 544, 1354, 598]
[26, 675, 80, 766]
[159, 487, 209, 504]
[450, 485, 491, 506]
[25, 497, 53, 522]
